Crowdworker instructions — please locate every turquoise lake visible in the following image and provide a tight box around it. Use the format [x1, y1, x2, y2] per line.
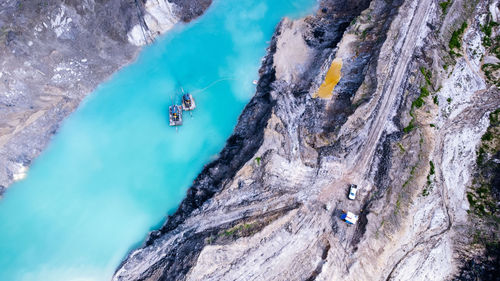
[0, 1, 317, 280]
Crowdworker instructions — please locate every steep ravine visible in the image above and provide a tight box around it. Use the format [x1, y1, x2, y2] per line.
[0, 0, 210, 195]
[114, 0, 500, 280]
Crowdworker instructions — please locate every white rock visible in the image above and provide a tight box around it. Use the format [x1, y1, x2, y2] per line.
[12, 163, 28, 182]
[490, 2, 499, 22]
[51, 6, 73, 38]
[127, 0, 179, 46]
[273, 18, 312, 84]
[484, 55, 500, 65]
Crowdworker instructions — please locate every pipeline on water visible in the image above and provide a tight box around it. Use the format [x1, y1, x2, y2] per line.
[189, 77, 237, 95]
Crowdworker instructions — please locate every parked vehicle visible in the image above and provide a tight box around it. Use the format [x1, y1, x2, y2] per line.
[348, 184, 358, 200]
[340, 211, 358, 225]
[169, 104, 183, 126]
[181, 92, 196, 111]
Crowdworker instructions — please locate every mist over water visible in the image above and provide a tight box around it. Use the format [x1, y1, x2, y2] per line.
[0, 1, 317, 280]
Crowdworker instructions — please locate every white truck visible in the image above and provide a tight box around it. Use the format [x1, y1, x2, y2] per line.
[348, 184, 358, 200]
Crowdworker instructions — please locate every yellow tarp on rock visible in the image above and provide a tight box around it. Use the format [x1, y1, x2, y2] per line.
[313, 58, 342, 99]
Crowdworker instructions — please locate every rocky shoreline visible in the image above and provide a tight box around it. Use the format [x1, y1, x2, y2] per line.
[112, 0, 385, 279]
[139, 0, 378, 259]
[147, 22, 280, 243]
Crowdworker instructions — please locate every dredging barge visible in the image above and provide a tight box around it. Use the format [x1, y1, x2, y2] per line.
[169, 89, 197, 127]
[169, 104, 183, 126]
[182, 93, 196, 111]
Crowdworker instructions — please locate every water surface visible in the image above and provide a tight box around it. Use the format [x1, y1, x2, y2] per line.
[0, 1, 317, 280]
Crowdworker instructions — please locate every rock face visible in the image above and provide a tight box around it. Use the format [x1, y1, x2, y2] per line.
[114, 0, 500, 280]
[0, 0, 210, 195]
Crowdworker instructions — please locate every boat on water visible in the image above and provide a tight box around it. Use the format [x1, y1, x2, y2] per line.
[181, 93, 196, 111]
[169, 104, 183, 126]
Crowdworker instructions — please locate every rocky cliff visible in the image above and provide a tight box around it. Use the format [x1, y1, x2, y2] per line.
[113, 0, 500, 280]
[0, 0, 210, 195]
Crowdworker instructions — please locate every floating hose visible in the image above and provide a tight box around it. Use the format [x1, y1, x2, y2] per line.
[189, 77, 237, 95]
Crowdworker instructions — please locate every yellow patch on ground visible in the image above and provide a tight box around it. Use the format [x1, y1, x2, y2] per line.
[313, 58, 343, 99]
